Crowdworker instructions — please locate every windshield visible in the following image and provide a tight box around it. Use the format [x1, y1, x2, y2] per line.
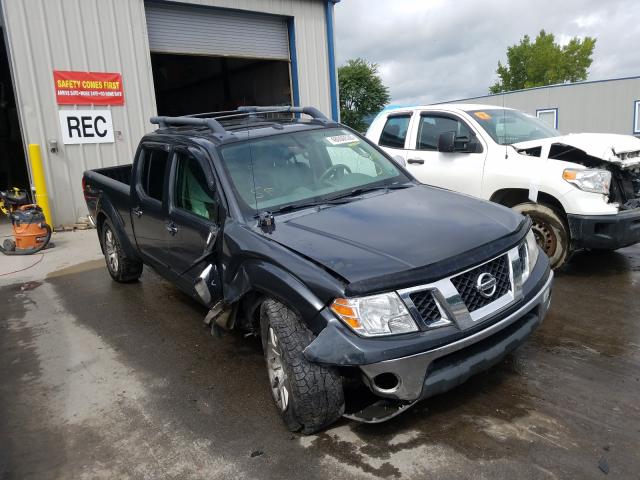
[466, 109, 560, 145]
[219, 127, 409, 217]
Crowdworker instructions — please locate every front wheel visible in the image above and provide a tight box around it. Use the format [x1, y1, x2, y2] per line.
[260, 299, 344, 434]
[513, 202, 569, 269]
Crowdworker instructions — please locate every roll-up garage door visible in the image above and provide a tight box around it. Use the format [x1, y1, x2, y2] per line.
[145, 2, 290, 60]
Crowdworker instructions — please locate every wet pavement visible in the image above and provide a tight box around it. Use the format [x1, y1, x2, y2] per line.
[1, 242, 639, 479]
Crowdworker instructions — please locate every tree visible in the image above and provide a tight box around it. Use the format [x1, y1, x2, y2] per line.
[490, 30, 596, 94]
[338, 58, 390, 131]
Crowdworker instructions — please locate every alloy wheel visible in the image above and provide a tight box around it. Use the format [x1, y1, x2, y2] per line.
[104, 228, 119, 273]
[266, 326, 289, 412]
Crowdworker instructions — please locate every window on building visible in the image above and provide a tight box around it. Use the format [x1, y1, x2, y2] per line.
[379, 115, 411, 149]
[173, 151, 218, 221]
[140, 148, 169, 202]
[634, 101, 640, 135]
[536, 108, 558, 130]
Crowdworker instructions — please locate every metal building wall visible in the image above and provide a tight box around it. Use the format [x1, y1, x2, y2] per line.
[454, 77, 640, 137]
[2, 0, 156, 225]
[1, 0, 333, 225]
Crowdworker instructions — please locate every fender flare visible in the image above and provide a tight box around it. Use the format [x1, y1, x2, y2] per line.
[96, 199, 140, 261]
[489, 188, 568, 216]
[224, 259, 328, 334]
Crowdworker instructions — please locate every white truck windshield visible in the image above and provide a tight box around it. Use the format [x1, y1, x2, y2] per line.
[466, 109, 560, 145]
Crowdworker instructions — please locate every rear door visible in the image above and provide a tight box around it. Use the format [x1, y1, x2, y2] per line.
[376, 113, 412, 163]
[166, 146, 223, 303]
[131, 143, 172, 268]
[405, 112, 487, 197]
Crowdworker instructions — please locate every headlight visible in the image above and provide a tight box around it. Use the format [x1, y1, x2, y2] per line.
[563, 168, 611, 195]
[520, 228, 539, 283]
[330, 292, 418, 337]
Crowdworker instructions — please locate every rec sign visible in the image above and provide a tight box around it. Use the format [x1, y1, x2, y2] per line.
[59, 110, 114, 145]
[54, 70, 124, 105]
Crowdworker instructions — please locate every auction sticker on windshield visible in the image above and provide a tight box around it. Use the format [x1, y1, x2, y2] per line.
[326, 134, 359, 145]
[473, 111, 492, 120]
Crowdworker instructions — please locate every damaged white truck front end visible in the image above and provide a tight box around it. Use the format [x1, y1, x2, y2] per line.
[512, 133, 640, 255]
[367, 105, 640, 268]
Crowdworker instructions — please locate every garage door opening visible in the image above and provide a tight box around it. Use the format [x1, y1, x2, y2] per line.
[151, 53, 292, 116]
[0, 27, 28, 193]
[145, 2, 295, 117]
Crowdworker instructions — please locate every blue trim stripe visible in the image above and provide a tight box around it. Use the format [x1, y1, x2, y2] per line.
[287, 18, 300, 109]
[325, 1, 339, 121]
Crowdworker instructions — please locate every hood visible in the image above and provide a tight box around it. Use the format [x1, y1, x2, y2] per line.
[265, 185, 522, 287]
[513, 133, 640, 168]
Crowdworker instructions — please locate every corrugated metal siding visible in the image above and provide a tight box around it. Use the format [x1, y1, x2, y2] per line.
[2, 0, 332, 225]
[1, 0, 157, 225]
[458, 78, 640, 137]
[146, 2, 289, 59]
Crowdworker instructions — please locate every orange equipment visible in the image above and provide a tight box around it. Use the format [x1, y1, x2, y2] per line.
[0, 188, 52, 255]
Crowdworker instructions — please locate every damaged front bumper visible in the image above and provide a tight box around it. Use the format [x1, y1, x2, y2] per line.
[305, 258, 553, 422]
[568, 208, 640, 250]
[357, 271, 552, 404]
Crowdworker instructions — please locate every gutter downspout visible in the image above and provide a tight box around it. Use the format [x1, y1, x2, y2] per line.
[325, 0, 340, 121]
[287, 17, 301, 110]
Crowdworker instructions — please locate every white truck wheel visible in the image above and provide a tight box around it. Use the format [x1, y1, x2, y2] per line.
[513, 202, 569, 269]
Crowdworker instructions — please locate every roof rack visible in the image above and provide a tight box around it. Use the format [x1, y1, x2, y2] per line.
[236, 105, 330, 121]
[150, 115, 227, 132]
[149, 106, 334, 140]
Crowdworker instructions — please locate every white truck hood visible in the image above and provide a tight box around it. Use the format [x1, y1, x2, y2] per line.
[513, 133, 640, 168]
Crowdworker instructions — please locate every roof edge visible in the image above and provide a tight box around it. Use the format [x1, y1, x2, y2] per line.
[435, 74, 640, 105]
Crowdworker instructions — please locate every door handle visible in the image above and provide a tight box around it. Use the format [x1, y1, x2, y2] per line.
[166, 223, 178, 235]
[407, 158, 425, 165]
[132, 207, 143, 217]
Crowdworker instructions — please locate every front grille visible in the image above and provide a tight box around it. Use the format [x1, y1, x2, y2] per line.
[408, 290, 441, 325]
[450, 255, 511, 312]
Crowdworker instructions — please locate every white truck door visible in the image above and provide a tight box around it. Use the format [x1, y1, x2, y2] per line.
[404, 112, 486, 197]
[375, 112, 412, 165]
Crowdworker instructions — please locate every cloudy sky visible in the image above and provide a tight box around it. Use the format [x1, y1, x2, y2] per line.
[334, 0, 640, 105]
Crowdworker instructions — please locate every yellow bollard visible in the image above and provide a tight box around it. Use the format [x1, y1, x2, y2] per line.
[28, 144, 53, 227]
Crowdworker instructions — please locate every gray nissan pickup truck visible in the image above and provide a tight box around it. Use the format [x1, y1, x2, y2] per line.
[83, 106, 553, 433]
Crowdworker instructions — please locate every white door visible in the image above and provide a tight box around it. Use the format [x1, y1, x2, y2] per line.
[404, 113, 486, 197]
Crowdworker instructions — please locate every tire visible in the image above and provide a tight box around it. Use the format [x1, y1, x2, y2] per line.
[101, 219, 143, 283]
[260, 299, 344, 434]
[513, 202, 569, 269]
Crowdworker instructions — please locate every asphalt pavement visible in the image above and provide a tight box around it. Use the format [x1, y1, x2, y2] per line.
[1, 230, 639, 479]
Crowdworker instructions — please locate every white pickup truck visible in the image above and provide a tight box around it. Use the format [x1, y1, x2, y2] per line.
[366, 104, 640, 268]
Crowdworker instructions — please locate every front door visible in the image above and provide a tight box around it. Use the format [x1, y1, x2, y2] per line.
[131, 143, 172, 269]
[405, 112, 487, 198]
[166, 147, 222, 304]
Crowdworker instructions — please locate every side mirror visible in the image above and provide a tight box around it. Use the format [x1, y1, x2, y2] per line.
[393, 155, 406, 167]
[437, 131, 456, 152]
[467, 139, 483, 153]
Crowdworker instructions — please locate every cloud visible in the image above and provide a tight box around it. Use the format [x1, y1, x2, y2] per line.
[334, 0, 640, 105]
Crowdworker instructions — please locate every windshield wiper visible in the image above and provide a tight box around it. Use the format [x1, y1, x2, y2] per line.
[263, 196, 355, 216]
[331, 182, 413, 200]
[257, 183, 413, 218]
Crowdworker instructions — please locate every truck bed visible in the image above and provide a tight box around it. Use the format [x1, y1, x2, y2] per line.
[89, 165, 133, 185]
[83, 164, 133, 227]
